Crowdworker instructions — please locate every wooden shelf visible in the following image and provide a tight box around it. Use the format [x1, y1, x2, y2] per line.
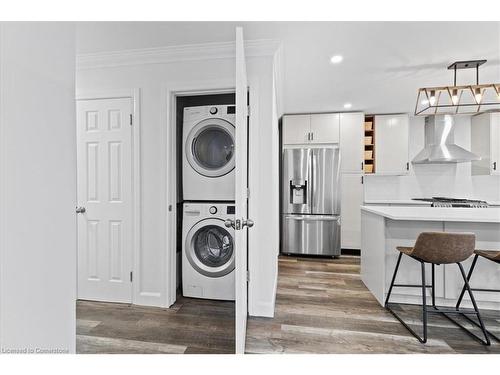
[364, 115, 375, 174]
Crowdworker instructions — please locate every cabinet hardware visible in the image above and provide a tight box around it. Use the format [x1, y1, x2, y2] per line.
[130, 271, 133, 282]
[406, 162, 409, 170]
[494, 162, 497, 171]
[361, 162, 364, 171]
[76, 206, 86, 214]
[129, 114, 133, 126]
[311, 132, 314, 141]
[361, 176, 364, 184]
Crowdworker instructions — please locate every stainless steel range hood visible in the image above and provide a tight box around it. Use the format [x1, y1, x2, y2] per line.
[412, 114, 481, 164]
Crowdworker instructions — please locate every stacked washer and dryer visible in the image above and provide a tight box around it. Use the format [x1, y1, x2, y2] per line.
[181, 104, 236, 301]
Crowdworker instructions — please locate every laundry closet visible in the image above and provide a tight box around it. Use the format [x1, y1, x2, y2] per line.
[175, 93, 237, 301]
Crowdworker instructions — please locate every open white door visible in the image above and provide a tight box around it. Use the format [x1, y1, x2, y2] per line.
[234, 27, 253, 354]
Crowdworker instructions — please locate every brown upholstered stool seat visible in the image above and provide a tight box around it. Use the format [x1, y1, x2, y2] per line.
[396, 246, 414, 256]
[474, 249, 500, 264]
[395, 232, 475, 264]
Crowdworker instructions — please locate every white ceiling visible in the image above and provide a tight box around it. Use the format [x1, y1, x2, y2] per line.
[76, 22, 500, 114]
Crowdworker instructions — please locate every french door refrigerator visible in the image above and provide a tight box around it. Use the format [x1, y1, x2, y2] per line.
[281, 146, 341, 257]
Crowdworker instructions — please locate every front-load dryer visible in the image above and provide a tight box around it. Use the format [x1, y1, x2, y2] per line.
[182, 105, 235, 201]
[182, 202, 235, 300]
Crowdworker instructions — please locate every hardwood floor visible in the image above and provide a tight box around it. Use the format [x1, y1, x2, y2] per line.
[76, 296, 235, 354]
[246, 255, 500, 354]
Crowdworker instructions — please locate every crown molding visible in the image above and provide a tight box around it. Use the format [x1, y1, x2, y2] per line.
[77, 39, 282, 70]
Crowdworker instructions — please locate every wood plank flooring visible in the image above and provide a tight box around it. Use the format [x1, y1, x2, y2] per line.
[246, 255, 500, 354]
[76, 296, 235, 354]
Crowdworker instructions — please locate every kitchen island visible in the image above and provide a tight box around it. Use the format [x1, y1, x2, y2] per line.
[361, 206, 500, 310]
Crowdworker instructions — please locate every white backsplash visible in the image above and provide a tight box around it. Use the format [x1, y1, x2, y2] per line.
[364, 115, 500, 203]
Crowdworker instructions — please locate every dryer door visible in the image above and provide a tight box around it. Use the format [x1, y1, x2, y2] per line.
[185, 118, 235, 177]
[185, 218, 235, 278]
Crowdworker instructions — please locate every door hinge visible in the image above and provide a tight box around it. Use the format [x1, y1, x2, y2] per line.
[361, 176, 364, 184]
[130, 271, 133, 282]
[129, 114, 133, 126]
[406, 162, 410, 171]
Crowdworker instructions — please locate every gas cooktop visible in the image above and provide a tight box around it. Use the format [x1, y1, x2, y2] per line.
[412, 197, 489, 208]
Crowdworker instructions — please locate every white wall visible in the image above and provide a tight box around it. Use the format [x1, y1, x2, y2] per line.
[364, 115, 500, 202]
[76, 45, 280, 316]
[0, 23, 76, 353]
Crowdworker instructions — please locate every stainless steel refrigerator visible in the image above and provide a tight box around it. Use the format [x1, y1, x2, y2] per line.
[281, 146, 341, 257]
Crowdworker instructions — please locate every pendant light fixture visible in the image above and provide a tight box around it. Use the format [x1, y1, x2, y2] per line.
[415, 60, 500, 115]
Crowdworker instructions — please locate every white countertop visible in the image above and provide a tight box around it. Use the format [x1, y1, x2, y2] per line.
[364, 199, 431, 205]
[361, 205, 500, 223]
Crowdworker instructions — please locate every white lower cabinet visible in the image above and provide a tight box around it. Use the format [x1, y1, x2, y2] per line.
[341, 173, 364, 249]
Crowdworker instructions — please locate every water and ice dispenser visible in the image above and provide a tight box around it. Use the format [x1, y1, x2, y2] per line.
[289, 180, 307, 205]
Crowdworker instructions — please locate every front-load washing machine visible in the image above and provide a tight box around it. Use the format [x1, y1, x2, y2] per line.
[182, 105, 235, 201]
[182, 202, 235, 300]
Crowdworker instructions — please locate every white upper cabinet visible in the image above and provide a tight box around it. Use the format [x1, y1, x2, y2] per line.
[471, 112, 500, 176]
[282, 114, 310, 144]
[374, 114, 409, 175]
[339, 112, 365, 173]
[282, 113, 340, 145]
[310, 113, 340, 143]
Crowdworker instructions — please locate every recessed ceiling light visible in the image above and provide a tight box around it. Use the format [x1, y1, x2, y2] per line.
[343, 103, 352, 109]
[330, 55, 343, 64]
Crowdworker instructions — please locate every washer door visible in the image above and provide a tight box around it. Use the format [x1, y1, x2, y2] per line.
[185, 218, 235, 278]
[185, 118, 235, 177]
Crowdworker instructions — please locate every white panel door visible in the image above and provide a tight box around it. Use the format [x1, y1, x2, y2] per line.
[310, 113, 340, 143]
[235, 27, 252, 354]
[282, 114, 310, 144]
[341, 173, 364, 249]
[76, 98, 133, 303]
[339, 113, 364, 173]
[375, 114, 409, 175]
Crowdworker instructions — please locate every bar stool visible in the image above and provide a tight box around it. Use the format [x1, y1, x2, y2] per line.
[456, 249, 500, 342]
[385, 232, 490, 345]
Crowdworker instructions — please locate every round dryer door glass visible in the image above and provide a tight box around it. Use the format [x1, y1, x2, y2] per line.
[192, 127, 234, 170]
[185, 118, 235, 178]
[193, 225, 233, 268]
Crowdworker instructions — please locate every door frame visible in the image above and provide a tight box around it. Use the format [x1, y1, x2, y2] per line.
[163, 80, 238, 307]
[75, 88, 141, 304]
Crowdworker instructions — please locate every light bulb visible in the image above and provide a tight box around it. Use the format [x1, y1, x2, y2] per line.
[474, 87, 482, 104]
[451, 89, 459, 105]
[429, 90, 436, 106]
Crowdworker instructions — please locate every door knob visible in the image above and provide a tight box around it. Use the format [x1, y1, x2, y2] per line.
[242, 219, 254, 228]
[224, 219, 235, 229]
[76, 206, 86, 214]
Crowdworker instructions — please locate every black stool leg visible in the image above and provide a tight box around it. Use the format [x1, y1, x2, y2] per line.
[385, 252, 403, 307]
[385, 253, 428, 344]
[456, 254, 478, 310]
[456, 262, 490, 346]
[431, 263, 436, 308]
[420, 261, 428, 343]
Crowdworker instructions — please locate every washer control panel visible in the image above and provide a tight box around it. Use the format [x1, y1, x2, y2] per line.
[209, 206, 218, 214]
[209, 107, 218, 115]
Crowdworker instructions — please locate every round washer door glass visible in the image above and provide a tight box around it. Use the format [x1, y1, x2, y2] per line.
[194, 225, 233, 268]
[186, 118, 235, 177]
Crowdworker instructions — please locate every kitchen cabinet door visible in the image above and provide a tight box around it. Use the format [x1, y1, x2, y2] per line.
[374, 114, 409, 175]
[282, 114, 310, 145]
[341, 173, 364, 249]
[310, 113, 339, 144]
[491, 113, 500, 175]
[339, 113, 364, 173]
